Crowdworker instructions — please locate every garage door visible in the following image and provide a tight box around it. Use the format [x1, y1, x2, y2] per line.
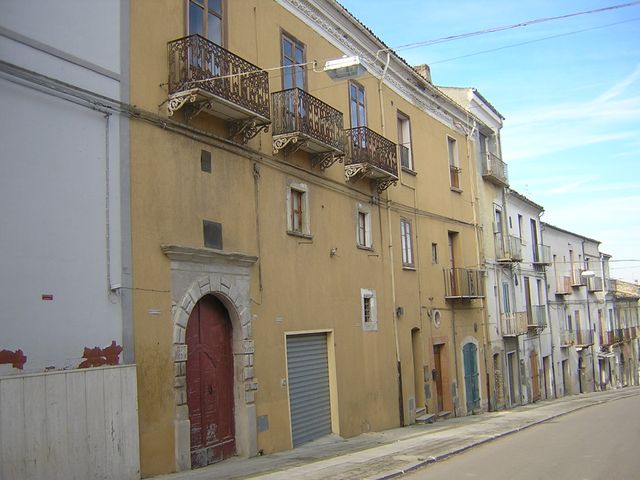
[286, 333, 332, 447]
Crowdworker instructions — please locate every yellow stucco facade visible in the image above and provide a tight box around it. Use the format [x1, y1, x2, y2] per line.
[129, 0, 488, 476]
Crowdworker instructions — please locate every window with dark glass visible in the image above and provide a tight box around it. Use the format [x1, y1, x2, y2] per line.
[189, 0, 223, 45]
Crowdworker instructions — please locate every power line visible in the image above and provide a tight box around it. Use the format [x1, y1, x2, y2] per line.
[429, 17, 640, 65]
[385, 1, 640, 53]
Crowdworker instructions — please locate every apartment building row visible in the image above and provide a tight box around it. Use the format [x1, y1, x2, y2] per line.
[1, 1, 638, 479]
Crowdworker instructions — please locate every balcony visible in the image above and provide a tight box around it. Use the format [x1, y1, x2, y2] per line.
[623, 328, 631, 341]
[556, 275, 572, 295]
[482, 152, 509, 187]
[571, 267, 586, 286]
[271, 88, 345, 168]
[600, 330, 616, 346]
[449, 165, 461, 190]
[502, 311, 528, 336]
[528, 305, 548, 329]
[560, 330, 575, 347]
[532, 244, 551, 266]
[495, 233, 523, 263]
[345, 126, 398, 193]
[444, 268, 484, 300]
[587, 275, 603, 292]
[398, 144, 411, 170]
[575, 329, 594, 347]
[632, 326, 638, 339]
[167, 34, 270, 143]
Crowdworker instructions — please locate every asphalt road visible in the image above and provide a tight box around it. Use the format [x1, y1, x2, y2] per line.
[404, 393, 640, 480]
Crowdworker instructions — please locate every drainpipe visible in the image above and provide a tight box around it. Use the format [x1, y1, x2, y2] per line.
[377, 51, 404, 425]
[540, 219, 558, 398]
[386, 200, 404, 425]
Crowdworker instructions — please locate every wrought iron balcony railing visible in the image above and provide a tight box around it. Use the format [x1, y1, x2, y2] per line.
[398, 144, 411, 170]
[576, 329, 593, 346]
[502, 311, 528, 336]
[167, 35, 270, 132]
[271, 88, 345, 166]
[444, 268, 484, 299]
[345, 126, 398, 192]
[556, 275, 572, 295]
[482, 152, 509, 186]
[571, 267, 586, 286]
[560, 330, 575, 346]
[495, 233, 523, 262]
[449, 165, 461, 190]
[587, 275, 603, 292]
[532, 244, 551, 265]
[529, 305, 548, 328]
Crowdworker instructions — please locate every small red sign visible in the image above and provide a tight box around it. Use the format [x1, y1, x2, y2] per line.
[41, 294, 53, 301]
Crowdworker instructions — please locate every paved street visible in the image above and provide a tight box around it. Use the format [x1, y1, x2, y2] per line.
[404, 393, 640, 480]
[152, 387, 640, 480]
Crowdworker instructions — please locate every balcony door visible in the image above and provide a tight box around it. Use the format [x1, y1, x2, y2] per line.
[448, 232, 457, 296]
[189, 0, 223, 45]
[281, 33, 306, 132]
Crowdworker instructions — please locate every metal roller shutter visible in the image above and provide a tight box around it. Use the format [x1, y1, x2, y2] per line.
[286, 333, 332, 447]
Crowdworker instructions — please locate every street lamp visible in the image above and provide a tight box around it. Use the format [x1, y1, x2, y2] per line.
[323, 55, 366, 80]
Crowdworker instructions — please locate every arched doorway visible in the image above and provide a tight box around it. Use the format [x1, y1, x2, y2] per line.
[186, 295, 235, 468]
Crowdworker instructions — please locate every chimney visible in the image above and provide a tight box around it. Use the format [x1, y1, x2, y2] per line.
[414, 64, 432, 83]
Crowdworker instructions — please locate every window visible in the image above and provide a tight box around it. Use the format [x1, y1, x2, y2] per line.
[397, 112, 413, 170]
[356, 203, 372, 249]
[281, 32, 305, 90]
[517, 214, 524, 240]
[400, 218, 414, 267]
[188, 0, 223, 44]
[502, 282, 511, 314]
[447, 136, 461, 190]
[349, 81, 366, 129]
[494, 208, 503, 234]
[432, 243, 438, 264]
[360, 289, 378, 331]
[286, 181, 310, 237]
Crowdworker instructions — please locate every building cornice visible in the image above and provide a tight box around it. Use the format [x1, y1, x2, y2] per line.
[161, 245, 258, 267]
[276, 0, 474, 135]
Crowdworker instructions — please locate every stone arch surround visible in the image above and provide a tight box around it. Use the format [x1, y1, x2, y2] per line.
[161, 245, 258, 471]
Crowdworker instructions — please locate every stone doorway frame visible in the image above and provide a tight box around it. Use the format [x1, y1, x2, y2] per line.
[162, 245, 258, 472]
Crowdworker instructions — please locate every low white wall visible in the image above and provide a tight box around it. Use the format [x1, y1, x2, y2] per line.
[0, 365, 139, 480]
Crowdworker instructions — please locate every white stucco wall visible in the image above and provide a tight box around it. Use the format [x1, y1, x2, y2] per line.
[0, 0, 126, 374]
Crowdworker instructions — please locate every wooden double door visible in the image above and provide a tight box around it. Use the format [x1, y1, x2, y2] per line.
[186, 295, 235, 468]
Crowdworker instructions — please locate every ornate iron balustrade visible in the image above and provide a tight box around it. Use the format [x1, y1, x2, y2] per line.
[502, 312, 528, 336]
[398, 144, 411, 169]
[556, 275, 572, 295]
[495, 233, 522, 262]
[571, 267, 586, 286]
[533, 244, 551, 265]
[167, 34, 270, 121]
[345, 126, 397, 176]
[587, 275, 603, 292]
[271, 88, 345, 160]
[482, 152, 508, 186]
[529, 305, 548, 328]
[576, 329, 593, 346]
[560, 330, 575, 346]
[449, 165, 461, 189]
[443, 268, 484, 299]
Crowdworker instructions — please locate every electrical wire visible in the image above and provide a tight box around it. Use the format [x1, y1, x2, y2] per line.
[429, 17, 640, 65]
[385, 1, 640, 53]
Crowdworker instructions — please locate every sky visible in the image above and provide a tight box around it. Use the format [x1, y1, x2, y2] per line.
[338, 0, 640, 283]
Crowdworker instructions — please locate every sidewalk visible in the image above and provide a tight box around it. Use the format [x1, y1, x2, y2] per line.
[152, 387, 640, 480]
